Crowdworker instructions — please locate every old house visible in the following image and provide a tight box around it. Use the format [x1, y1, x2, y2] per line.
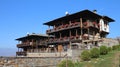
[16, 10, 114, 57]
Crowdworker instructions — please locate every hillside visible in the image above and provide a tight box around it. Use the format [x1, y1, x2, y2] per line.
[74, 49, 120, 67]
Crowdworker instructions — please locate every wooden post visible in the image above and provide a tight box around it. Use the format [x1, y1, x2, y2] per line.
[69, 41, 72, 49]
[76, 29, 78, 36]
[54, 33, 55, 39]
[60, 32, 61, 38]
[54, 25, 55, 28]
[88, 28, 89, 40]
[69, 30, 71, 37]
[18, 48, 19, 52]
[93, 31, 95, 40]
[48, 25, 50, 30]
[87, 20, 90, 40]
[69, 21, 71, 25]
[75, 29, 78, 39]
[80, 18, 83, 39]
[36, 40, 38, 53]
[32, 39, 34, 52]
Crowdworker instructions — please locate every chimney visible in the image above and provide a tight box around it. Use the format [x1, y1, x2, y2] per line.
[93, 10, 97, 14]
[27, 32, 29, 36]
[65, 11, 69, 16]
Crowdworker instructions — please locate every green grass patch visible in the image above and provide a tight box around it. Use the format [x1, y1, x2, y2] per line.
[74, 50, 120, 67]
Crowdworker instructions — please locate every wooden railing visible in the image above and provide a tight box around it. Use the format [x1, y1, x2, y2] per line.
[47, 35, 82, 44]
[17, 41, 47, 48]
[46, 22, 80, 33]
[17, 43, 30, 48]
[89, 22, 99, 29]
[16, 51, 27, 56]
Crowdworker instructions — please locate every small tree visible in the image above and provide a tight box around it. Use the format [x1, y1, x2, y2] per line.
[57, 60, 74, 67]
[100, 46, 108, 55]
[81, 50, 91, 61]
[90, 48, 100, 58]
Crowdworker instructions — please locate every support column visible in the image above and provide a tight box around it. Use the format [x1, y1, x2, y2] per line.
[87, 20, 90, 40]
[69, 30, 71, 37]
[93, 31, 95, 40]
[87, 28, 90, 40]
[53, 25, 55, 28]
[80, 18, 83, 39]
[36, 40, 38, 53]
[18, 48, 19, 52]
[32, 39, 34, 52]
[69, 41, 72, 49]
[76, 29, 78, 36]
[75, 29, 78, 39]
[69, 21, 71, 25]
[60, 32, 61, 39]
[48, 25, 50, 30]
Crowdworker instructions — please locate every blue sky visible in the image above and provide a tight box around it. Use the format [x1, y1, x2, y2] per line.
[0, 0, 120, 56]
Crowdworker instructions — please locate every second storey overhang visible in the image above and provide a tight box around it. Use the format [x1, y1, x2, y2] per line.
[43, 10, 115, 26]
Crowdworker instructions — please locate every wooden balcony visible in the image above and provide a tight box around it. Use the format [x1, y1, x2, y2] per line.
[47, 35, 82, 44]
[17, 43, 31, 48]
[17, 42, 47, 48]
[46, 22, 80, 34]
[89, 22, 99, 29]
[16, 51, 27, 56]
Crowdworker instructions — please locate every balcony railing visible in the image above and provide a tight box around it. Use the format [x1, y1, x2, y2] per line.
[16, 51, 27, 56]
[46, 22, 80, 33]
[17, 43, 30, 48]
[17, 41, 48, 48]
[47, 35, 82, 44]
[89, 22, 99, 29]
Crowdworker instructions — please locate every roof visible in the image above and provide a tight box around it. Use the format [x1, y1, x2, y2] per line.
[44, 10, 115, 26]
[16, 34, 49, 41]
[103, 16, 115, 22]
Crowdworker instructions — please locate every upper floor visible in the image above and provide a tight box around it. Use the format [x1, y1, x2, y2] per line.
[44, 10, 114, 34]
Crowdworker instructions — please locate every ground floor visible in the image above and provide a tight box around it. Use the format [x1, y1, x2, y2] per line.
[16, 39, 105, 57]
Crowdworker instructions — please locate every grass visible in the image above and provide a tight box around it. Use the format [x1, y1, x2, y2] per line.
[74, 49, 120, 67]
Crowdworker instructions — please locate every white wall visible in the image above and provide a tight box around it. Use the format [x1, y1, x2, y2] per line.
[99, 19, 109, 32]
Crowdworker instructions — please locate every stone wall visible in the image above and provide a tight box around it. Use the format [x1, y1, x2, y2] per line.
[0, 57, 72, 67]
[101, 38, 119, 47]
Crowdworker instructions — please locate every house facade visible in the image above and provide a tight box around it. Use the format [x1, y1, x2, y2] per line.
[16, 10, 114, 57]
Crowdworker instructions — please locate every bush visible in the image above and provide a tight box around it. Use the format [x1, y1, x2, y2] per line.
[100, 46, 108, 55]
[57, 60, 74, 67]
[107, 47, 112, 52]
[90, 48, 100, 58]
[81, 50, 91, 61]
[112, 45, 120, 50]
[112, 45, 119, 50]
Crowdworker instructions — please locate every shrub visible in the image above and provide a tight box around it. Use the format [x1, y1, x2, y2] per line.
[90, 48, 100, 58]
[112, 45, 118, 50]
[57, 60, 74, 67]
[107, 47, 112, 52]
[100, 46, 108, 55]
[81, 50, 91, 61]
